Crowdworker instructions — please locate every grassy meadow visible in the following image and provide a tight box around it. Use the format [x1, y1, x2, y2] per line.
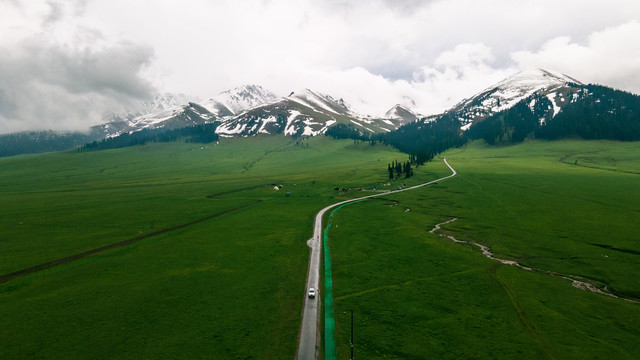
[0, 136, 415, 359]
[2, 136, 639, 359]
[328, 139, 640, 359]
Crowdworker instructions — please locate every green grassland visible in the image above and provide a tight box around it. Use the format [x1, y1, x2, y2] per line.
[328, 139, 640, 359]
[0, 136, 415, 359]
[2, 136, 639, 359]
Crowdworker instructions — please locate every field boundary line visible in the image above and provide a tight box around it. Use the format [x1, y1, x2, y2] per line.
[0, 200, 262, 284]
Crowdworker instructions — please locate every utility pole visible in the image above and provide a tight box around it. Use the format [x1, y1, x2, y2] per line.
[344, 310, 354, 360]
[350, 309, 354, 360]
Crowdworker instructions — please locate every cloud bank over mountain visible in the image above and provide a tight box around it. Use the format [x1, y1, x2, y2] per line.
[0, 1, 155, 133]
[1, 0, 639, 133]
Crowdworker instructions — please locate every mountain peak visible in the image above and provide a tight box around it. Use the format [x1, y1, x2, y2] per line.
[384, 104, 419, 122]
[202, 84, 278, 117]
[287, 88, 351, 115]
[218, 84, 273, 97]
[492, 68, 583, 93]
[390, 103, 409, 111]
[449, 69, 585, 130]
[140, 93, 196, 114]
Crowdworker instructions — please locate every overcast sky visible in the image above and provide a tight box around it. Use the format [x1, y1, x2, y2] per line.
[1, 0, 640, 133]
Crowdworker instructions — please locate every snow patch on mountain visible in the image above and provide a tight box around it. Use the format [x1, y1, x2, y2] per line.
[218, 121, 247, 135]
[546, 93, 562, 117]
[202, 85, 278, 116]
[284, 110, 302, 136]
[258, 116, 278, 134]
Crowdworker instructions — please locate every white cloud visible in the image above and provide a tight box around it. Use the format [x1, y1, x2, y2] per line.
[0, 38, 155, 133]
[405, 44, 515, 115]
[512, 21, 640, 92]
[277, 43, 514, 117]
[2, 0, 640, 132]
[0, 1, 156, 133]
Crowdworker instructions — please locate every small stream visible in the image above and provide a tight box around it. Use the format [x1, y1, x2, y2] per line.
[429, 218, 638, 303]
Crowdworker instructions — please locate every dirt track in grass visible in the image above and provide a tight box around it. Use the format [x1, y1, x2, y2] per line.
[0, 200, 262, 284]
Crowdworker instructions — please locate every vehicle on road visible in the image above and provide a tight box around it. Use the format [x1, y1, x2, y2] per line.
[308, 288, 316, 298]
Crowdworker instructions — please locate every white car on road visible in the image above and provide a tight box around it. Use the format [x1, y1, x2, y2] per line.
[308, 288, 316, 298]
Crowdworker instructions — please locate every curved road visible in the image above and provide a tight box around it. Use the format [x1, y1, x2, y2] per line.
[295, 158, 457, 360]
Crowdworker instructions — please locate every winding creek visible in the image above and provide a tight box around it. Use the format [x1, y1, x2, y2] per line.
[429, 218, 639, 303]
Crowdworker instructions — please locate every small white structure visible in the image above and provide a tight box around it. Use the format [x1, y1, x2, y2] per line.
[273, 186, 280, 191]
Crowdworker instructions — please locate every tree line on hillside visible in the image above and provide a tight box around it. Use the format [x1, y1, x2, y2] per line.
[379, 114, 467, 164]
[0, 131, 102, 157]
[324, 116, 466, 179]
[468, 84, 640, 144]
[325, 118, 467, 167]
[536, 85, 640, 141]
[325, 123, 372, 142]
[79, 123, 219, 151]
[466, 100, 541, 145]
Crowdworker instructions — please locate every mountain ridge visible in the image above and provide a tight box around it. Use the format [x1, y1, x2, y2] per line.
[202, 85, 279, 117]
[2, 69, 639, 157]
[449, 68, 585, 130]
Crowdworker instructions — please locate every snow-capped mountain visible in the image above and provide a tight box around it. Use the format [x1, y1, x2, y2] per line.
[93, 86, 280, 139]
[5, 70, 639, 157]
[284, 89, 413, 132]
[450, 68, 584, 130]
[216, 89, 350, 137]
[139, 93, 197, 114]
[104, 92, 199, 124]
[128, 102, 214, 130]
[202, 85, 278, 117]
[451, 69, 640, 144]
[95, 102, 215, 138]
[384, 104, 420, 123]
[81, 70, 601, 141]
[88, 84, 418, 140]
[288, 89, 351, 115]
[215, 88, 412, 137]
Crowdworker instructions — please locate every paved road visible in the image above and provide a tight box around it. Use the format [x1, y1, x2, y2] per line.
[295, 159, 457, 360]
